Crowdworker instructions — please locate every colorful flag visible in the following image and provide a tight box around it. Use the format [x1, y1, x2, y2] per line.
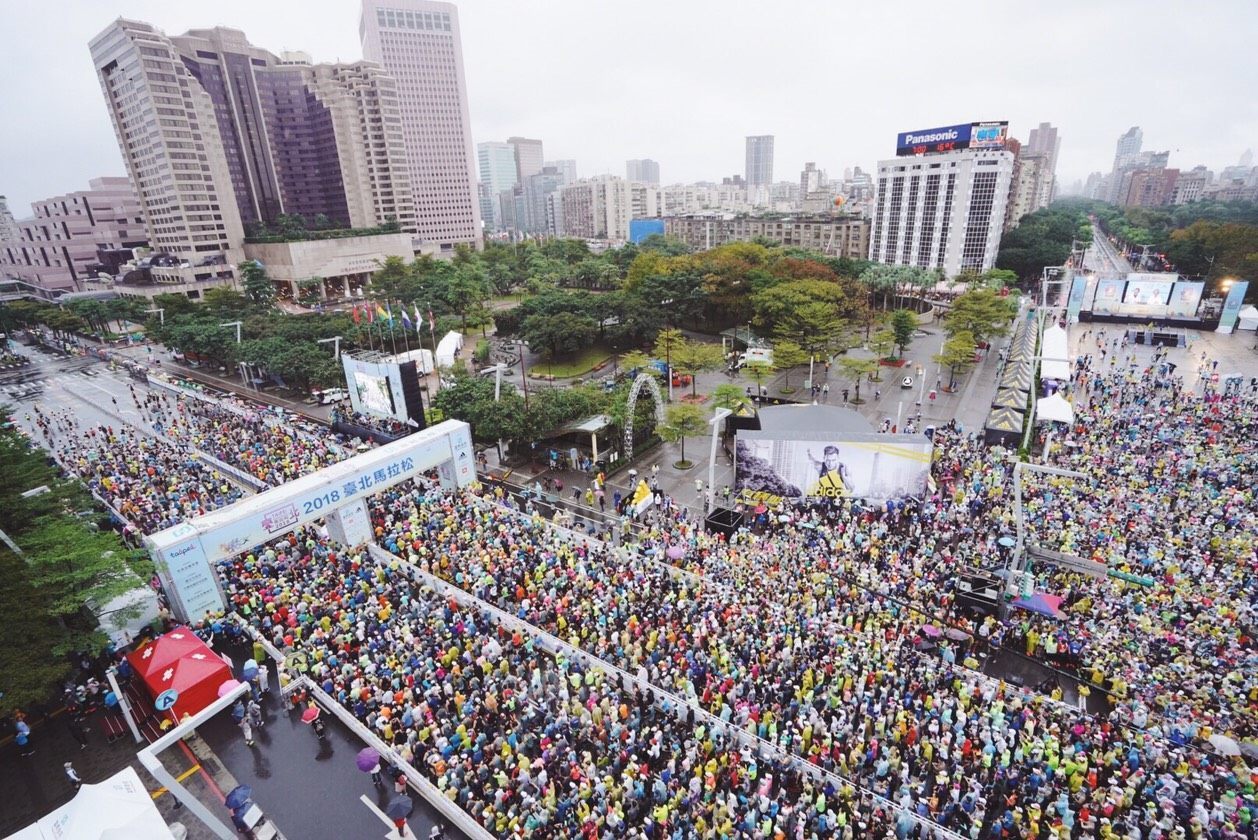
[385, 301, 394, 324]
[400, 307, 413, 331]
[413, 304, 423, 330]
[351, 304, 361, 325]
[366, 302, 375, 324]
[375, 303, 388, 322]
[427, 308, 436, 333]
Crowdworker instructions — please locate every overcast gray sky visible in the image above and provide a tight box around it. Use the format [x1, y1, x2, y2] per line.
[2, 0, 1255, 213]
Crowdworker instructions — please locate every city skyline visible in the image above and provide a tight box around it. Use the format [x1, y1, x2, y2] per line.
[2, 0, 1256, 212]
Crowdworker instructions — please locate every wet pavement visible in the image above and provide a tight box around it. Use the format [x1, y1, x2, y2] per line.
[197, 642, 466, 840]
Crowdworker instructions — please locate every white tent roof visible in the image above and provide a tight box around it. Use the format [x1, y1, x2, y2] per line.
[1040, 324, 1071, 381]
[1036, 393, 1075, 424]
[435, 331, 463, 366]
[5, 767, 176, 840]
[1237, 305, 1258, 330]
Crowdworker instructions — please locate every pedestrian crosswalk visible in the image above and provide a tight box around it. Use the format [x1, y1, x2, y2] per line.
[0, 367, 106, 401]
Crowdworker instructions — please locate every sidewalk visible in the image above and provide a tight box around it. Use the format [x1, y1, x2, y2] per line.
[0, 704, 211, 838]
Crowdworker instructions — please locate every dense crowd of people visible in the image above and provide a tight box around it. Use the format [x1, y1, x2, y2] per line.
[21, 324, 1257, 838]
[162, 395, 352, 485]
[360, 481, 1255, 839]
[216, 528, 930, 839]
[29, 402, 243, 534]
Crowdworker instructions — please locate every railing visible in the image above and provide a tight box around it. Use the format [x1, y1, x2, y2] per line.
[368, 543, 967, 840]
[285, 674, 494, 839]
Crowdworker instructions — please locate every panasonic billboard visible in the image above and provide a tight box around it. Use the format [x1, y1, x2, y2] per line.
[896, 121, 1008, 156]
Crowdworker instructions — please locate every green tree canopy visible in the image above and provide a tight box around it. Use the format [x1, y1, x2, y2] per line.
[658, 402, 708, 467]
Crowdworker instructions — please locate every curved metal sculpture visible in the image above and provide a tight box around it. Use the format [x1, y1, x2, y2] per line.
[624, 372, 665, 461]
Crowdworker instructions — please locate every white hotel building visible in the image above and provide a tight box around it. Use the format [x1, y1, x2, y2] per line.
[868, 147, 1014, 277]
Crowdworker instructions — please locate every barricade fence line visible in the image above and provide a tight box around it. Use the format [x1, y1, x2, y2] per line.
[367, 543, 968, 840]
[292, 676, 496, 840]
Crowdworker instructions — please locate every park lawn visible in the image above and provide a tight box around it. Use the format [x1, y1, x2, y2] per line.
[536, 342, 613, 378]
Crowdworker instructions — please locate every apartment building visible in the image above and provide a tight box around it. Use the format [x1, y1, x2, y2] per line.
[664, 214, 869, 258]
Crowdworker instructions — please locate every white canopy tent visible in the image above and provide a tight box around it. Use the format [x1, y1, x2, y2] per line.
[1040, 324, 1071, 381]
[1237, 305, 1258, 331]
[5, 767, 177, 840]
[1036, 393, 1075, 424]
[435, 331, 463, 368]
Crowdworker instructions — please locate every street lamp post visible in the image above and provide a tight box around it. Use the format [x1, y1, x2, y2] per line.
[219, 321, 242, 344]
[145, 307, 164, 325]
[706, 407, 732, 515]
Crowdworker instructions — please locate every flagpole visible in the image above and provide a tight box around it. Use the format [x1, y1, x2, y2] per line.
[362, 303, 375, 352]
[427, 304, 440, 393]
[387, 304, 398, 357]
[399, 300, 413, 354]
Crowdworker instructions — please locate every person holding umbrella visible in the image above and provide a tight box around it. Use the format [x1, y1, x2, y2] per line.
[385, 795, 413, 837]
[355, 747, 383, 786]
[301, 704, 326, 740]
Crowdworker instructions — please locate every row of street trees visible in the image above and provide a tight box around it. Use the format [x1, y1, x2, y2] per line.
[0, 412, 152, 709]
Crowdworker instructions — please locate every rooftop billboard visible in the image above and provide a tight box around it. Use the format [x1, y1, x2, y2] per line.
[896, 121, 1008, 156]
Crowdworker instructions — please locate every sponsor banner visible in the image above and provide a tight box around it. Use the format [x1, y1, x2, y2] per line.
[1218, 280, 1250, 331]
[159, 538, 225, 620]
[735, 434, 932, 503]
[1167, 281, 1204, 318]
[1066, 275, 1088, 323]
[1093, 278, 1126, 315]
[341, 354, 408, 423]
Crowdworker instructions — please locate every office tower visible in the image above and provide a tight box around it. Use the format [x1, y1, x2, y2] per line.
[1025, 122, 1061, 206]
[626, 159, 661, 186]
[0, 178, 147, 298]
[869, 141, 1014, 276]
[361, 0, 481, 250]
[544, 160, 578, 185]
[90, 19, 246, 289]
[477, 141, 519, 230]
[1113, 127, 1143, 172]
[745, 135, 775, 186]
[507, 137, 544, 182]
[523, 167, 566, 234]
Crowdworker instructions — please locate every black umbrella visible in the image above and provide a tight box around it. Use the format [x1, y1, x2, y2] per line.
[385, 795, 413, 820]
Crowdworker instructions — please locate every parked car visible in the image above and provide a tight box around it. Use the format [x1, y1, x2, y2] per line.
[311, 387, 348, 405]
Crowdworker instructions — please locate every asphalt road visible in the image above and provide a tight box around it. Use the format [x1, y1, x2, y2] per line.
[196, 664, 463, 840]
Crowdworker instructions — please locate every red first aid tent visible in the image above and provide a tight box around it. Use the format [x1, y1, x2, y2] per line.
[127, 627, 232, 719]
[128, 627, 205, 681]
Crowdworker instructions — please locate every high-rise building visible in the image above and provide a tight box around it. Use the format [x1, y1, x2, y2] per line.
[1025, 122, 1060, 208]
[91, 19, 246, 292]
[361, 0, 481, 250]
[1082, 172, 1105, 200]
[92, 19, 419, 298]
[869, 140, 1014, 277]
[626, 159, 661, 186]
[1004, 139, 1049, 231]
[162, 29, 417, 234]
[477, 141, 519, 230]
[507, 137, 544, 182]
[560, 176, 633, 241]
[544, 160, 578, 185]
[1112, 127, 1143, 173]
[1170, 166, 1211, 205]
[523, 167, 566, 234]
[799, 162, 825, 197]
[0, 178, 148, 298]
[745, 136, 775, 187]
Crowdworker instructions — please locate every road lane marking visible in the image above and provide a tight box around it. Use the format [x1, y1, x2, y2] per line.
[150, 764, 201, 798]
